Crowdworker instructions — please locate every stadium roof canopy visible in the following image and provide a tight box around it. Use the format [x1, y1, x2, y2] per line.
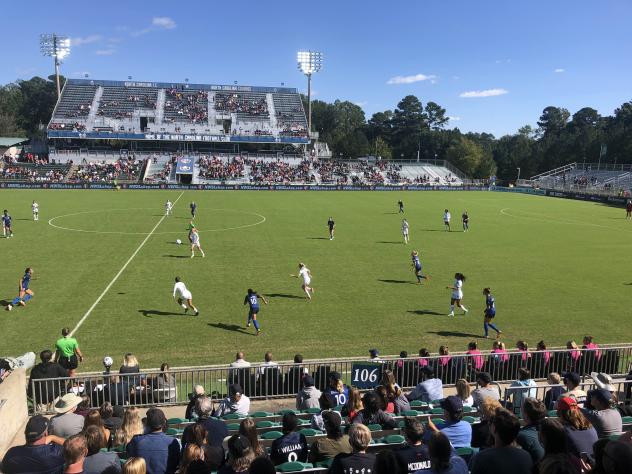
[0, 137, 28, 147]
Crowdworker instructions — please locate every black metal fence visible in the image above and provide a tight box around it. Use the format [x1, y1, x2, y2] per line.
[29, 345, 632, 414]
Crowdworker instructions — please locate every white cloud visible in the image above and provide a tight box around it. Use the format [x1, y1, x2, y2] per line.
[71, 35, 103, 47]
[95, 49, 115, 56]
[448, 116, 461, 122]
[554, 68, 565, 73]
[131, 17, 177, 37]
[354, 101, 368, 107]
[152, 17, 176, 29]
[459, 88, 508, 98]
[386, 73, 437, 85]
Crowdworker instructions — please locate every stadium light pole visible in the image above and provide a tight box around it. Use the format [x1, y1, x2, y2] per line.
[40, 34, 71, 98]
[297, 51, 323, 135]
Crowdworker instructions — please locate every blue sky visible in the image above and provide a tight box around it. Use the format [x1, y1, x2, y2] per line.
[2, 0, 631, 136]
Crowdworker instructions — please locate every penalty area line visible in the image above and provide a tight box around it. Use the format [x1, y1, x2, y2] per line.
[69, 191, 184, 337]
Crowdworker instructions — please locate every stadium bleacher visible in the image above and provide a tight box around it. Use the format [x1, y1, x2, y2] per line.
[0, 162, 70, 182]
[532, 162, 632, 196]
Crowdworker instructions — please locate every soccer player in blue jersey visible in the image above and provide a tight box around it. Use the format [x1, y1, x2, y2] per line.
[411, 251, 430, 284]
[244, 289, 268, 335]
[2, 210, 13, 238]
[8, 268, 34, 310]
[483, 288, 502, 338]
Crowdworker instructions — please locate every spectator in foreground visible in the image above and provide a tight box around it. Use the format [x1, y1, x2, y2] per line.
[330, 424, 376, 474]
[602, 440, 632, 474]
[249, 457, 276, 474]
[309, 410, 351, 463]
[270, 412, 309, 465]
[516, 398, 546, 464]
[394, 417, 431, 473]
[182, 396, 229, 450]
[352, 391, 397, 429]
[239, 418, 266, 458]
[50, 393, 85, 438]
[380, 369, 410, 414]
[126, 408, 181, 474]
[296, 375, 322, 410]
[470, 408, 533, 474]
[27, 349, 68, 404]
[562, 372, 587, 407]
[310, 392, 336, 431]
[325, 371, 349, 406]
[83, 409, 111, 447]
[374, 450, 401, 474]
[214, 384, 250, 417]
[54, 327, 84, 377]
[472, 372, 500, 408]
[556, 396, 598, 459]
[341, 387, 363, 422]
[1, 415, 65, 474]
[185, 385, 206, 420]
[219, 435, 255, 474]
[82, 425, 121, 474]
[100, 402, 123, 433]
[113, 407, 144, 449]
[471, 397, 502, 449]
[122, 457, 146, 474]
[582, 389, 622, 438]
[63, 434, 88, 474]
[455, 379, 473, 407]
[544, 372, 565, 410]
[407, 366, 443, 403]
[425, 432, 468, 474]
[536, 418, 583, 473]
[426, 396, 472, 448]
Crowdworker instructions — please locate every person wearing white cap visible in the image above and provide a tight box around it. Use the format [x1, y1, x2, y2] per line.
[590, 372, 615, 393]
[49, 393, 85, 438]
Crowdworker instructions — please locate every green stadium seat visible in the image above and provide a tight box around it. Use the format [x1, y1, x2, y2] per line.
[110, 445, 125, 453]
[222, 413, 244, 420]
[261, 431, 283, 440]
[462, 416, 477, 424]
[398, 420, 406, 428]
[384, 434, 405, 444]
[430, 399, 443, 406]
[299, 428, 322, 436]
[456, 447, 474, 456]
[277, 409, 299, 416]
[367, 424, 382, 431]
[251, 411, 273, 418]
[298, 419, 311, 425]
[303, 407, 321, 414]
[167, 417, 187, 425]
[256, 420, 277, 428]
[609, 434, 621, 441]
[410, 400, 428, 408]
[333, 405, 343, 412]
[276, 462, 313, 472]
[462, 406, 474, 413]
[431, 418, 445, 424]
[315, 458, 333, 469]
[401, 410, 421, 417]
[622, 416, 632, 424]
[165, 428, 182, 436]
[430, 408, 444, 415]
[227, 423, 240, 430]
[547, 410, 558, 418]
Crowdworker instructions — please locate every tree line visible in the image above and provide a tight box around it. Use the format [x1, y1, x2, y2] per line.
[1, 76, 630, 182]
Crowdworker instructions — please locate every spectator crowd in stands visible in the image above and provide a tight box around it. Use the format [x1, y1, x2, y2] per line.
[215, 93, 268, 116]
[165, 89, 208, 124]
[68, 158, 143, 183]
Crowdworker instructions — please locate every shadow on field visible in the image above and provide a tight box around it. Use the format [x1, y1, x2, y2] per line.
[138, 309, 184, 317]
[0, 299, 11, 308]
[624, 283, 632, 286]
[208, 323, 253, 335]
[384, 212, 399, 214]
[162, 254, 190, 259]
[420, 229, 446, 232]
[377, 279, 415, 285]
[306, 237, 329, 240]
[427, 330, 482, 338]
[408, 310, 443, 316]
[376, 241, 402, 244]
[266, 293, 304, 299]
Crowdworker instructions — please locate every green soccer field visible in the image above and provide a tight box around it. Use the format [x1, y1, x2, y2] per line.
[0, 189, 629, 371]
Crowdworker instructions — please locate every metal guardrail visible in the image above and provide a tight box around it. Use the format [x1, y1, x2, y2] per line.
[28, 345, 632, 414]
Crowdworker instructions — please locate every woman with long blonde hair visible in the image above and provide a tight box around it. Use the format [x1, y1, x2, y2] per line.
[238, 418, 266, 457]
[122, 457, 146, 474]
[114, 407, 144, 448]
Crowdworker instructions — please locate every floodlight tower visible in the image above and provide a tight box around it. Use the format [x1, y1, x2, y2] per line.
[297, 51, 323, 135]
[40, 33, 71, 98]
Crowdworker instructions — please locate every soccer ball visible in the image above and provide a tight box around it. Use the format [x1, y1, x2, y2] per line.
[176, 239, 182, 245]
[103, 356, 113, 367]
[6, 304, 12, 311]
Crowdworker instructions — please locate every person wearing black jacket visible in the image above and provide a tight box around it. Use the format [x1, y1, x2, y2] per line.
[182, 396, 229, 452]
[330, 424, 376, 474]
[27, 350, 68, 405]
[270, 412, 308, 465]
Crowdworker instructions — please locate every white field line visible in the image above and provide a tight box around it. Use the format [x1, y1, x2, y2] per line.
[69, 192, 184, 337]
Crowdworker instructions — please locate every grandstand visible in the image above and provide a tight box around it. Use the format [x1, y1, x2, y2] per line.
[47, 79, 309, 145]
[530, 162, 632, 196]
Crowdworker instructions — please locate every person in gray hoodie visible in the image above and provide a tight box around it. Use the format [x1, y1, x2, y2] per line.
[296, 375, 322, 410]
[407, 366, 443, 403]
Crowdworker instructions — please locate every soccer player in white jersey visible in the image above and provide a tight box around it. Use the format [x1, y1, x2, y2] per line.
[291, 263, 314, 300]
[446, 272, 468, 317]
[173, 276, 199, 315]
[402, 218, 410, 244]
[32, 201, 39, 221]
[165, 200, 173, 216]
[443, 209, 451, 231]
[190, 228, 205, 258]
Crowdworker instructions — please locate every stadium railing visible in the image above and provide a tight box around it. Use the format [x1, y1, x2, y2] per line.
[28, 345, 632, 414]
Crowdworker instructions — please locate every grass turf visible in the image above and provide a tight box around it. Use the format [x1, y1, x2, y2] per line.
[0, 189, 630, 371]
